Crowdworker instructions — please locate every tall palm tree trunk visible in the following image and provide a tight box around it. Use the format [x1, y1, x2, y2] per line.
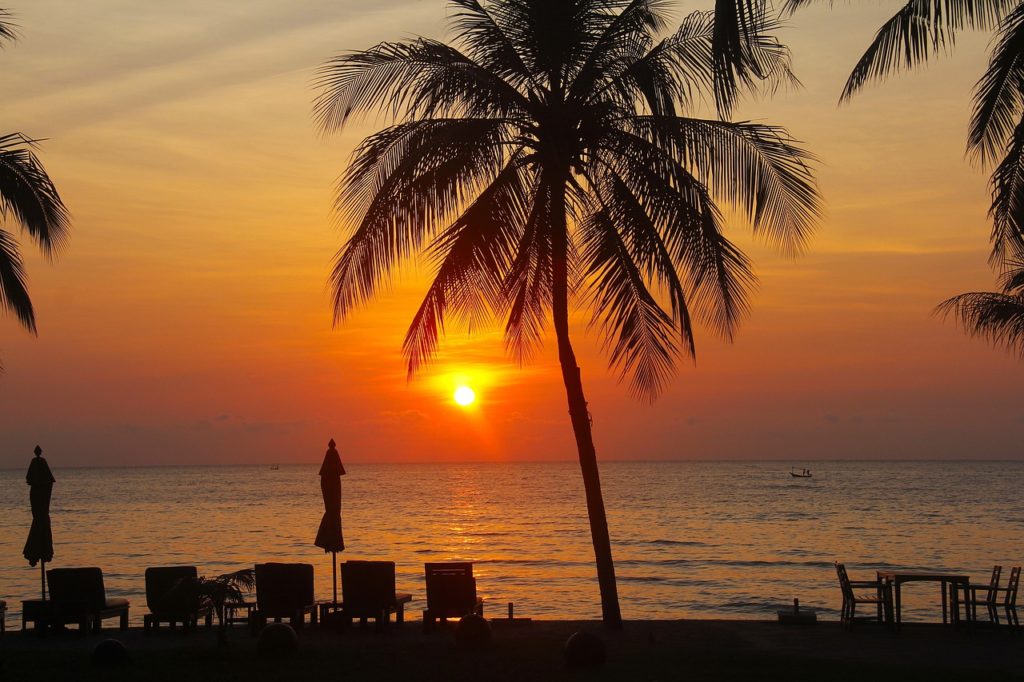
[550, 173, 623, 629]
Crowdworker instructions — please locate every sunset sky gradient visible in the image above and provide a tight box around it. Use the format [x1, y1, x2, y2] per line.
[2, 0, 1022, 467]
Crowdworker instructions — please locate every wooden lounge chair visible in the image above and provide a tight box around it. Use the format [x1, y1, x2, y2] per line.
[46, 567, 129, 634]
[339, 561, 412, 629]
[835, 563, 887, 629]
[963, 565, 1002, 625]
[253, 563, 317, 630]
[143, 566, 212, 633]
[423, 562, 484, 632]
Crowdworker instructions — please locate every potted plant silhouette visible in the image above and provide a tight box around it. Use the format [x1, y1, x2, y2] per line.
[170, 568, 255, 646]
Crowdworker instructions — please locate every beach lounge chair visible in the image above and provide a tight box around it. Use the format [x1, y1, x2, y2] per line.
[963, 565, 1002, 625]
[143, 566, 212, 633]
[46, 567, 129, 634]
[835, 563, 888, 629]
[423, 562, 484, 632]
[253, 563, 317, 630]
[339, 561, 412, 628]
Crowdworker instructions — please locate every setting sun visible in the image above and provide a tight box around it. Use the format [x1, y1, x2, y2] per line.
[454, 386, 476, 407]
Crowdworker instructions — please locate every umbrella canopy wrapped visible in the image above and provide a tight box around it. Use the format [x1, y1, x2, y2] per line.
[23, 445, 54, 568]
[315, 439, 345, 553]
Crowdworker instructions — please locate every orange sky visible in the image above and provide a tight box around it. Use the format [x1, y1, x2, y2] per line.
[2, 0, 1023, 467]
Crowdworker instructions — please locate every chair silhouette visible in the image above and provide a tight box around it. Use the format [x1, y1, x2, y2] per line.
[964, 565, 1002, 624]
[340, 561, 411, 629]
[423, 562, 484, 632]
[143, 566, 211, 633]
[253, 563, 317, 629]
[835, 563, 887, 629]
[47, 567, 129, 634]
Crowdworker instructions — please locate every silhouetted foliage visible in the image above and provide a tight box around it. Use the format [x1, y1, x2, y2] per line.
[173, 569, 255, 646]
[315, 0, 819, 627]
[785, 0, 1024, 352]
[0, 10, 70, 368]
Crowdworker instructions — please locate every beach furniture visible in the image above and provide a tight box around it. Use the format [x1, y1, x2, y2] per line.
[339, 560, 412, 628]
[967, 566, 1020, 629]
[834, 563, 888, 629]
[876, 569, 970, 627]
[0, 599, 5, 635]
[46, 567, 129, 634]
[253, 563, 317, 630]
[143, 566, 212, 633]
[963, 565, 1002, 625]
[423, 562, 484, 632]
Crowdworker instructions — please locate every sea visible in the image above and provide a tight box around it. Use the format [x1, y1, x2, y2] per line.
[1, 460, 1021, 627]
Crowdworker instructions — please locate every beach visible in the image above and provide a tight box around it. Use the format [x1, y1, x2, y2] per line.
[3, 619, 1023, 681]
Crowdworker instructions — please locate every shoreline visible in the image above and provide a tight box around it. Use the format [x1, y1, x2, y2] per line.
[2, 619, 1021, 681]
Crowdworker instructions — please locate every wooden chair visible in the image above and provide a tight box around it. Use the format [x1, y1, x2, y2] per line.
[143, 566, 212, 633]
[835, 563, 888, 629]
[339, 561, 412, 629]
[47, 567, 129, 634]
[423, 562, 484, 632]
[0, 599, 6, 635]
[963, 565, 1001, 624]
[253, 563, 317, 630]
[995, 566, 1020, 629]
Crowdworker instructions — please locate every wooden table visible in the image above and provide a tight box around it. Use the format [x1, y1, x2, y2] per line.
[223, 601, 256, 629]
[876, 571, 971, 627]
[21, 599, 51, 634]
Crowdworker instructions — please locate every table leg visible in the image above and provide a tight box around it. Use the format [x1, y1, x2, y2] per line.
[941, 579, 948, 625]
[895, 583, 902, 627]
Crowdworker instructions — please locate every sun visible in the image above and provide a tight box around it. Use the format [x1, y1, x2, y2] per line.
[454, 385, 476, 407]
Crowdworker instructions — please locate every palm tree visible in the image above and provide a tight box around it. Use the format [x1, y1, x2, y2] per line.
[938, 260, 1024, 353]
[1, 10, 71, 366]
[314, 0, 819, 628]
[172, 569, 256, 646]
[782, 0, 1024, 344]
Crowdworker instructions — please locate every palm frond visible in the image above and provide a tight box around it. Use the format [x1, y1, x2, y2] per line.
[330, 118, 510, 324]
[841, 0, 1013, 102]
[0, 227, 34, 333]
[969, 5, 1024, 166]
[502, 182, 553, 363]
[403, 161, 532, 376]
[0, 9, 17, 43]
[449, 0, 537, 89]
[0, 133, 71, 257]
[937, 289, 1024, 355]
[313, 39, 528, 134]
[988, 113, 1024, 264]
[632, 116, 820, 254]
[712, 0, 787, 116]
[581, 200, 680, 401]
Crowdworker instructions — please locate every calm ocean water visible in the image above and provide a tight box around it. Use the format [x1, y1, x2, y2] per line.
[1, 461, 1021, 627]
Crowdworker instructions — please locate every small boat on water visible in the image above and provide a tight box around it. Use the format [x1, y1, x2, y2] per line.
[269, 465, 280, 471]
[790, 468, 812, 478]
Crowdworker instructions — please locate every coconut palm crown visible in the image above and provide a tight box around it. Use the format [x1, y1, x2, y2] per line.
[1, 10, 71, 349]
[314, 0, 820, 627]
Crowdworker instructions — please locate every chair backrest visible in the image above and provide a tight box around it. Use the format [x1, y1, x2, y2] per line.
[1004, 566, 1020, 607]
[255, 563, 314, 617]
[341, 561, 396, 617]
[145, 566, 199, 617]
[985, 565, 1003, 602]
[47, 567, 106, 616]
[425, 562, 477, 618]
[835, 563, 853, 601]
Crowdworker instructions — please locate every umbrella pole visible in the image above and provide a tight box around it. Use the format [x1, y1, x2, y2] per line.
[332, 551, 338, 604]
[41, 560, 46, 601]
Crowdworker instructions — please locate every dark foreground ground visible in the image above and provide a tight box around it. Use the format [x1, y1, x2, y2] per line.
[1, 619, 1022, 681]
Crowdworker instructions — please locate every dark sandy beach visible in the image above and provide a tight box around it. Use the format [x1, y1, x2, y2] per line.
[2, 619, 1022, 681]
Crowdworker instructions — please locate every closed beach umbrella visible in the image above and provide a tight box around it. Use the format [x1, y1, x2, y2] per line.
[23, 445, 55, 600]
[314, 438, 345, 603]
